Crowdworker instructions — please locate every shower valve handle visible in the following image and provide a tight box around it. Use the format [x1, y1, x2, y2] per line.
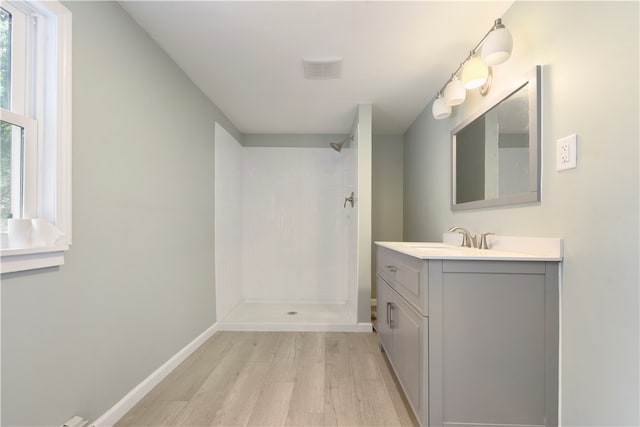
[344, 192, 355, 208]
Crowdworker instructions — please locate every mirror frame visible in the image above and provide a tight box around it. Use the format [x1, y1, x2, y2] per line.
[451, 65, 541, 211]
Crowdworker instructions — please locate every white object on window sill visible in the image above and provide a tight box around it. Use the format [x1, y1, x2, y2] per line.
[0, 218, 64, 249]
[6, 218, 64, 249]
[7, 219, 33, 248]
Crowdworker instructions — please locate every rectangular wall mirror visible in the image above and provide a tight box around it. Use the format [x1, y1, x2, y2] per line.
[451, 66, 541, 211]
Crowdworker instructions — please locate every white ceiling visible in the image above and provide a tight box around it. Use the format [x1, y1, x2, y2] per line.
[121, 1, 514, 135]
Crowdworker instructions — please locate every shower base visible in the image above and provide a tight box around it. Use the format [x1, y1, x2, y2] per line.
[219, 300, 370, 332]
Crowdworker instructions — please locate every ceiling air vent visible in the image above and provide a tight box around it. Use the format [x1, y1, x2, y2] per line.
[302, 57, 343, 80]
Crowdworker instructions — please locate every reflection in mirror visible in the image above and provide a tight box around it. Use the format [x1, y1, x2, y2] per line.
[452, 66, 540, 210]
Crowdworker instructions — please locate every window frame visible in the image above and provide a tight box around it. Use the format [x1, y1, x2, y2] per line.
[2, 109, 38, 220]
[2, 2, 27, 113]
[1, 0, 71, 274]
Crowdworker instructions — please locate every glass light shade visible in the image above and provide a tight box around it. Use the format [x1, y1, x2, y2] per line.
[432, 96, 451, 120]
[462, 54, 489, 89]
[443, 77, 466, 106]
[481, 27, 513, 66]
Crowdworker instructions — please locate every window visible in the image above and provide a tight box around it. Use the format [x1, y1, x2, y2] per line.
[0, 1, 71, 273]
[1, 111, 37, 230]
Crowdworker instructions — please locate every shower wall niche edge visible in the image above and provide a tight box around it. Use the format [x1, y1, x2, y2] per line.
[355, 104, 373, 324]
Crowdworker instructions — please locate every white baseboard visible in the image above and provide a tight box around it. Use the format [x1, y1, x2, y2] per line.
[357, 322, 373, 332]
[91, 322, 219, 427]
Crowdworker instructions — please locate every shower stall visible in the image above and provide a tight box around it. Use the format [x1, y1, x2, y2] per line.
[214, 106, 372, 331]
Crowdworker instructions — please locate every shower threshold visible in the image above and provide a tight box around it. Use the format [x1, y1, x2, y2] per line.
[219, 300, 370, 332]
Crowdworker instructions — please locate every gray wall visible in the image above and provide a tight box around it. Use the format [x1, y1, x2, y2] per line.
[403, 2, 639, 425]
[1, 2, 239, 425]
[372, 135, 403, 299]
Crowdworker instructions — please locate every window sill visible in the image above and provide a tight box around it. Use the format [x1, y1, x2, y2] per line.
[1, 244, 69, 273]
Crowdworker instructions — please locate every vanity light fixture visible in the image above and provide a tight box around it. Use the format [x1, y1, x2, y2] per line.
[481, 19, 513, 65]
[461, 53, 489, 89]
[443, 75, 466, 106]
[432, 18, 513, 119]
[432, 92, 452, 119]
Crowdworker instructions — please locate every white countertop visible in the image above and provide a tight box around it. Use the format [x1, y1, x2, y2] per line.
[376, 235, 563, 262]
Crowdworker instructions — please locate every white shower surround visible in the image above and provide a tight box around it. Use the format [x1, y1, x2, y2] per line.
[214, 124, 244, 322]
[242, 147, 355, 302]
[214, 124, 360, 330]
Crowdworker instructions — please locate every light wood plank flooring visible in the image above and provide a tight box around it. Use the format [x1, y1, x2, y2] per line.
[115, 331, 418, 427]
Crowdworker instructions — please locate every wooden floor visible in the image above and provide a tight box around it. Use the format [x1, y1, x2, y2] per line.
[115, 331, 418, 427]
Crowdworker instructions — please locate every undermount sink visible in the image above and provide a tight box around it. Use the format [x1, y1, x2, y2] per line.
[401, 242, 466, 251]
[402, 242, 454, 249]
[415, 245, 468, 251]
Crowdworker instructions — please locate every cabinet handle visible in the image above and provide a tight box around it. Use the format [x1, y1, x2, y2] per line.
[388, 303, 395, 329]
[386, 302, 390, 327]
[386, 265, 398, 273]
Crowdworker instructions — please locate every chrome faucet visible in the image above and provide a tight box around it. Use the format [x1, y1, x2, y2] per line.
[479, 232, 495, 249]
[448, 226, 477, 248]
[448, 227, 495, 249]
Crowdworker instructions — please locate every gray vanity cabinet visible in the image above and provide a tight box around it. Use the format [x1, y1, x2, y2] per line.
[377, 246, 430, 424]
[376, 245, 559, 427]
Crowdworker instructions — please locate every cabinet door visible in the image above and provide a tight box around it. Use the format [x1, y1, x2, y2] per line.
[376, 275, 393, 357]
[440, 271, 547, 426]
[391, 294, 423, 418]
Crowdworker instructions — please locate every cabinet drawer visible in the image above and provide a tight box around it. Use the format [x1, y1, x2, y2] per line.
[377, 246, 428, 315]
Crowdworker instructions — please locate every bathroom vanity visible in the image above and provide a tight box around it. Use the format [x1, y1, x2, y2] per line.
[376, 238, 561, 427]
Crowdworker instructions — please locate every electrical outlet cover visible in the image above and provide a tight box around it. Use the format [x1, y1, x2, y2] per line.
[556, 134, 578, 171]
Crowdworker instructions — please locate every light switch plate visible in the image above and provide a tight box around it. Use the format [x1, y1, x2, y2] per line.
[556, 134, 578, 171]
